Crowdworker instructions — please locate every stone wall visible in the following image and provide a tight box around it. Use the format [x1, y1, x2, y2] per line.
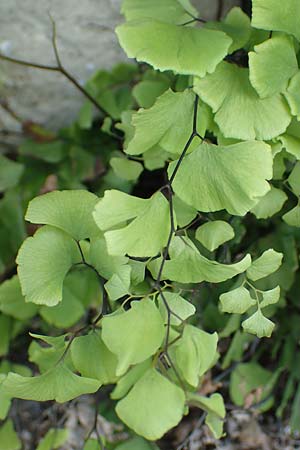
[0, 0, 239, 130]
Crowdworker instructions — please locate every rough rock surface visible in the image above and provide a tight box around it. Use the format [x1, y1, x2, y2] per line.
[0, 0, 239, 130]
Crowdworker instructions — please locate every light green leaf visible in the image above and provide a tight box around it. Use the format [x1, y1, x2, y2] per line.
[205, 7, 251, 53]
[105, 265, 131, 301]
[28, 334, 70, 373]
[0, 276, 38, 320]
[90, 236, 128, 280]
[175, 325, 218, 386]
[251, 186, 287, 219]
[249, 34, 298, 98]
[17, 226, 80, 306]
[285, 71, 300, 119]
[0, 375, 11, 420]
[0, 315, 11, 356]
[71, 331, 118, 384]
[25, 190, 99, 240]
[288, 162, 300, 195]
[116, 20, 232, 78]
[194, 62, 291, 140]
[260, 286, 281, 309]
[195, 220, 235, 251]
[283, 205, 300, 227]
[3, 362, 100, 403]
[133, 79, 169, 109]
[158, 292, 195, 326]
[149, 236, 251, 284]
[242, 309, 275, 338]
[110, 157, 143, 181]
[102, 299, 164, 376]
[187, 393, 225, 438]
[219, 287, 256, 314]
[36, 428, 69, 450]
[0, 419, 21, 450]
[252, 0, 300, 41]
[205, 412, 224, 439]
[0, 155, 24, 192]
[111, 359, 152, 400]
[170, 141, 272, 215]
[121, 0, 198, 24]
[278, 118, 300, 159]
[125, 90, 208, 156]
[173, 196, 197, 228]
[247, 249, 283, 281]
[115, 436, 158, 450]
[93, 190, 171, 257]
[143, 145, 170, 171]
[116, 368, 185, 440]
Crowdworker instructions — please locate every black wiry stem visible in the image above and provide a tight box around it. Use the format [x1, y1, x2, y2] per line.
[0, 18, 107, 117]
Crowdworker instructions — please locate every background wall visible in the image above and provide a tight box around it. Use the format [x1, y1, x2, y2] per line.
[0, 0, 239, 130]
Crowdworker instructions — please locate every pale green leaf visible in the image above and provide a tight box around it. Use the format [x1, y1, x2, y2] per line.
[0, 155, 24, 192]
[17, 226, 80, 306]
[195, 220, 235, 251]
[230, 362, 272, 406]
[116, 20, 232, 78]
[288, 162, 300, 195]
[111, 359, 152, 400]
[0, 419, 21, 450]
[173, 196, 197, 228]
[3, 362, 100, 403]
[283, 205, 300, 227]
[205, 412, 224, 439]
[102, 299, 164, 376]
[285, 71, 300, 119]
[205, 7, 251, 53]
[0, 276, 38, 320]
[0, 315, 11, 356]
[260, 286, 281, 309]
[249, 34, 298, 98]
[133, 79, 169, 109]
[187, 393, 225, 438]
[194, 62, 291, 140]
[36, 428, 69, 450]
[251, 186, 287, 219]
[242, 309, 275, 338]
[28, 334, 70, 373]
[110, 157, 143, 181]
[158, 292, 195, 326]
[90, 236, 128, 280]
[105, 265, 131, 301]
[0, 375, 11, 420]
[278, 118, 300, 159]
[219, 287, 256, 314]
[126, 90, 208, 156]
[175, 325, 218, 386]
[71, 331, 118, 384]
[149, 236, 251, 284]
[93, 190, 171, 257]
[116, 368, 185, 440]
[121, 0, 198, 24]
[115, 436, 158, 450]
[169, 141, 273, 215]
[247, 249, 283, 281]
[25, 190, 99, 240]
[252, 0, 300, 41]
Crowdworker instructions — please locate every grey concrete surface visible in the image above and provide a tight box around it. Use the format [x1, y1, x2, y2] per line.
[0, 0, 239, 130]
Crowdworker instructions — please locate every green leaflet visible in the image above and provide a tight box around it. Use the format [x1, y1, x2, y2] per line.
[219, 287, 256, 314]
[283, 205, 300, 227]
[251, 186, 287, 219]
[284, 71, 300, 120]
[111, 359, 152, 400]
[260, 286, 281, 309]
[205, 7, 251, 53]
[93, 190, 171, 257]
[249, 34, 298, 98]
[102, 299, 164, 376]
[89, 236, 128, 280]
[169, 141, 273, 216]
[252, 0, 300, 41]
[116, 20, 232, 78]
[3, 362, 101, 403]
[287, 162, 300, 195]
[149, 237, 251, 283]
[247, 249, 283, 281]
[194, 62, 291, 140]
[110, 157, 143, 181]
[174, 325, 218, 387]
[0, 155, 24, 192]
[157, 292, 196, 326]
[0, 419, 21, 450]
[0, 276, 38, 320]
[116, 368, 185, 440]
[17, 226, 81, 306]
[105, 265, 132, 301]
[71, 331, 118, 384]
[187, 393, 225, 439]
[125, 89, 208, 156]
[279, 118, 300, 159]
[0, 374, 11, 420]
[25, 190, 99, 240]
[115, 436, 159, 450]
[195, 220, 235, 251]
[36, 428, 69, 450]
[242, 309, 275, 338]
[121, 0, 198, 24]
[28, 334, 72, 373]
